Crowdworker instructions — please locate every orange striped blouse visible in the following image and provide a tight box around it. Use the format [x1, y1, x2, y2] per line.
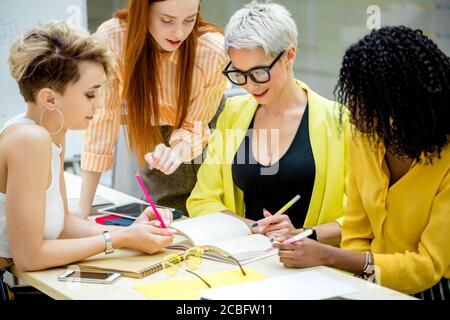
[81, 18, 229, 172]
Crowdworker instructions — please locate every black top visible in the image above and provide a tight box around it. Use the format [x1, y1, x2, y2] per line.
[231, 105, 315, 228]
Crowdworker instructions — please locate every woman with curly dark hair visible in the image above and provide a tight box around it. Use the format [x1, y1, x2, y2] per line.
[273, 26, 450, 300]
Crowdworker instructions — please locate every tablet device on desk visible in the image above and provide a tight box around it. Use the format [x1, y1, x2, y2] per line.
[98, 202, 183, 220]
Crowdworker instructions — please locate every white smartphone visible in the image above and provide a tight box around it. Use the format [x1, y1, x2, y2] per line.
[57, 270, 121, 284]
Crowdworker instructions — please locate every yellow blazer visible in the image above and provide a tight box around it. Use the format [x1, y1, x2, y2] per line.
[341, 133, 450, 294]
[187, 80, 348, 227]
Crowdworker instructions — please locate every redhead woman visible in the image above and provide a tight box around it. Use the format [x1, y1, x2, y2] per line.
[79, 0, 228, 217]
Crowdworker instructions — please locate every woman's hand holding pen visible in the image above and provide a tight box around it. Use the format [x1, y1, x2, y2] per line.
[272, 237, 327, 269]
[121, 203, 176, 253]
[135, 206, 173, 228]
[251, 209, 297, 237]
[250, 194, 301, 237]
[113, 223, 176, 254]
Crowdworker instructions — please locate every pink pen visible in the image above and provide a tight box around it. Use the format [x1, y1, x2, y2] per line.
[282, 229, 313, 244]
[135, 175, 167, 228]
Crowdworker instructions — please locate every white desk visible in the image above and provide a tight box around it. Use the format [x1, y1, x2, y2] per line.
[10, 172, 415, 300]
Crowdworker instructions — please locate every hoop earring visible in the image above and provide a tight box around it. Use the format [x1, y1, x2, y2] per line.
[40, 108, 64, 135]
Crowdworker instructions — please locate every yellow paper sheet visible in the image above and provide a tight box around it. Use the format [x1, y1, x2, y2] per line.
[133, 268, 266, 300]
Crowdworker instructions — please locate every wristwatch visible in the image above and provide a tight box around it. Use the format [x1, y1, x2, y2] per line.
[103, 231, 114, 255]
[305, 228, 318, 241]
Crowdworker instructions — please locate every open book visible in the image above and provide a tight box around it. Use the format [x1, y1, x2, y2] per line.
[71, 213, 274, 277]
[168, 213, 277, 264]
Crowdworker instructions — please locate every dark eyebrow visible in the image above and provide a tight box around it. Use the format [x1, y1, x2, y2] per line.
[230, 65, 267, 72]
[160, 13, 197, 19]
[88, 84, 101, 90]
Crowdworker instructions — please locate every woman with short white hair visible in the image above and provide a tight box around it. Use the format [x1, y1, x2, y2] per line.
[187, 1, 349, 246]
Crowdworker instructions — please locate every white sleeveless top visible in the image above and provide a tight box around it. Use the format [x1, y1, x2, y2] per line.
[0, 114, 65, 258]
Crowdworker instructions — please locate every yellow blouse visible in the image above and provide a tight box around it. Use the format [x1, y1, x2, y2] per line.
[187, 80, 348, 227]
[341, 133, 450, 294]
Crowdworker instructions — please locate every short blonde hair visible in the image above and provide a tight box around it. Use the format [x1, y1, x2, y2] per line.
[8, 20, 113, 102]
[225, 1, 298, 56]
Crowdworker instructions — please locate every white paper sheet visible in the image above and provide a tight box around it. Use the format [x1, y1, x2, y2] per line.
[201, 270, 359, 300]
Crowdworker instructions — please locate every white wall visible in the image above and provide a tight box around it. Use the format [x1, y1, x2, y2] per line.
[202, 0, 450, 100]
[0, 0, 87, 160]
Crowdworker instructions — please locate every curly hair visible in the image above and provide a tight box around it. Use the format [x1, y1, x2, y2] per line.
[334, 26, 450, 162]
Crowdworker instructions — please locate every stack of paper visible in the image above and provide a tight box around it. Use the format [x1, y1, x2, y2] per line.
[200, 270, 359, 300]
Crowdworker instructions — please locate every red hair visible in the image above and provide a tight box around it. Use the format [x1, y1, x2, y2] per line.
[115, 0, 222, 165]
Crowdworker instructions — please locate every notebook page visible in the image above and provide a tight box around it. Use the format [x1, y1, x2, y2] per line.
[209, 234, 273, 261]
[170, 213, 251, 246]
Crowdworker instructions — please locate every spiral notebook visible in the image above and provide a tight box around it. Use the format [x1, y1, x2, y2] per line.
[71, 248, 179, 279]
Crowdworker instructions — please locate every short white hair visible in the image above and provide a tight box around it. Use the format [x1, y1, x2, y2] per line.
[224, 1, 298, 57]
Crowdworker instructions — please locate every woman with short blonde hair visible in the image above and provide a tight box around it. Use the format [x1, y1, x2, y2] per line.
[0, 21, 175, 300]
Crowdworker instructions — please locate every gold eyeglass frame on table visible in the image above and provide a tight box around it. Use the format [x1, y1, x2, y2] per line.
[161, 246, 247, 288]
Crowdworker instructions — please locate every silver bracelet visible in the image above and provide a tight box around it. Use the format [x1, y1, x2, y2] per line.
[103, 231, 114, 255]
[362, 252, 373, 274]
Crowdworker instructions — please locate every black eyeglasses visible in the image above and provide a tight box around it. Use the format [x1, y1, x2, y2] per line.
[222, 51, 285, 86]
